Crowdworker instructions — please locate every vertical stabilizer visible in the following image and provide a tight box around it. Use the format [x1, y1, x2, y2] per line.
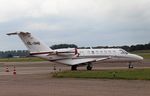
[7, 32, 52, 53]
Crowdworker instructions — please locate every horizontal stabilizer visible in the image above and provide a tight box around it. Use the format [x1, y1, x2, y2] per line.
[7, 32, 18, 35]
[7, 32, 30, 36]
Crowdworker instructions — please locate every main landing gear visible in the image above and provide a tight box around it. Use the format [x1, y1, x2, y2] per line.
[87, 63, 93, 70]
[71, 65, 77, 70]
[71, 63, 93, 71]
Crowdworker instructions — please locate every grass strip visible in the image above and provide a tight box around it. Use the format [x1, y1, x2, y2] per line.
[53, 69, 150, 80]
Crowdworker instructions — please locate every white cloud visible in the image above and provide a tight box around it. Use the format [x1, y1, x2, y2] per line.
[0, 0, 30, 22]
[25, 22, 63, 31]
[0, 0, 60, 22]
[0, 0, 150, 50]
[0, 0, 150, 22]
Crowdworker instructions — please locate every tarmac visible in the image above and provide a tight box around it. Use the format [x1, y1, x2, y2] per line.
[0, 61, 150, 96]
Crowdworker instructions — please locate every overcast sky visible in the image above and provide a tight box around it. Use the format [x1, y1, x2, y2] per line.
[0, 0, 150, 51]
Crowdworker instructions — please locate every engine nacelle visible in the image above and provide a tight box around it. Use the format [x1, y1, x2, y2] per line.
[53, 48, 79, 56]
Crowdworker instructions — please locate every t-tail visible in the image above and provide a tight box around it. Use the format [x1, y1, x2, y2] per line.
[7, 32, 53, 54]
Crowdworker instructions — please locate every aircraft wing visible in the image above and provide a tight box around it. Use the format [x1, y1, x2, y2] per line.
[54, 57, 111, 66]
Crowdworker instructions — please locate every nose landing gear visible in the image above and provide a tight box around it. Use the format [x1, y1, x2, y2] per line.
[128, 62, 134, 69]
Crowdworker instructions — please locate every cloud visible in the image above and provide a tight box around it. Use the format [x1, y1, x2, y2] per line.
[0, 0, 59, 22]
[0, 0, 150, 50]
[25, 22, 63, 31]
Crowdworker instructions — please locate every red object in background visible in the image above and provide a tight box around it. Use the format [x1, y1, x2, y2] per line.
[13, 66, 16, 75]
[5, 66, 9, 72]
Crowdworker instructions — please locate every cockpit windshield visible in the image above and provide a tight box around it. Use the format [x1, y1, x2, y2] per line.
[119, 49, 128, 54]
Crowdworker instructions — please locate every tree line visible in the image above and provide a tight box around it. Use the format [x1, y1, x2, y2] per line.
[0, 43, 150, 58]
[93, 43, 150, 52]
[0, 50, 29, 58]
[50, 44, 78, 49]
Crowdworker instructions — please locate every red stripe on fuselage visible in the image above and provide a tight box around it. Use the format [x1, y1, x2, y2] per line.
[30, 51, 75, 55]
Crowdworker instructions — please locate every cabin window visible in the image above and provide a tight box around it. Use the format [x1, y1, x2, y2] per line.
[96, 50, 99, 54]
[91, 51, 94, 54]
[113, 50, 116, 53]
[100, 51, 103, 53]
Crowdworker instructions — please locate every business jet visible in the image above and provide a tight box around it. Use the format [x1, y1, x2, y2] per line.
[7, 32, 143, 70]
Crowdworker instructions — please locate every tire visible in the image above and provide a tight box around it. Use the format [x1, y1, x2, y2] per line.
[87, 66, 92, 70]
[71, 65, 77, 71]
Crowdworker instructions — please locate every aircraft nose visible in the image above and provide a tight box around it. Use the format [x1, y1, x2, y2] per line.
[137, 55, 143, 60]
[133, 54, 144, 61]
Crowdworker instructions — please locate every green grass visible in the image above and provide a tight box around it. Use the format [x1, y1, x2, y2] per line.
[53, 69, 150, 80]
[135, 53, 150, 59]
[131, 50, 150, 59]
[0, 57, 44, 62]
[132, 50, 150, 53]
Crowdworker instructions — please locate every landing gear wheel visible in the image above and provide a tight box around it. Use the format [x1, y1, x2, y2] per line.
[128, 62, 134, 69]
[87, 63, 92, 70]
[87, 66, 92, 70]
[71, 65, 77, 71]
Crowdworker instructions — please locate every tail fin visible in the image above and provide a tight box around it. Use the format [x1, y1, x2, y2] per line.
[7, 32, 53, 53]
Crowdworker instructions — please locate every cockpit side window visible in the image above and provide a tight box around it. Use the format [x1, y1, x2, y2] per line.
[119, 49, 128, 54]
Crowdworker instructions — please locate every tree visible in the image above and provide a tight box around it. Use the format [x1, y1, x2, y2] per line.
[50, 44, 78, 49]
[121, 46, 130, 51]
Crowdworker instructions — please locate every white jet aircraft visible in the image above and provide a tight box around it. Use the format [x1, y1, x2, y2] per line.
[7, 32, 143, 70]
